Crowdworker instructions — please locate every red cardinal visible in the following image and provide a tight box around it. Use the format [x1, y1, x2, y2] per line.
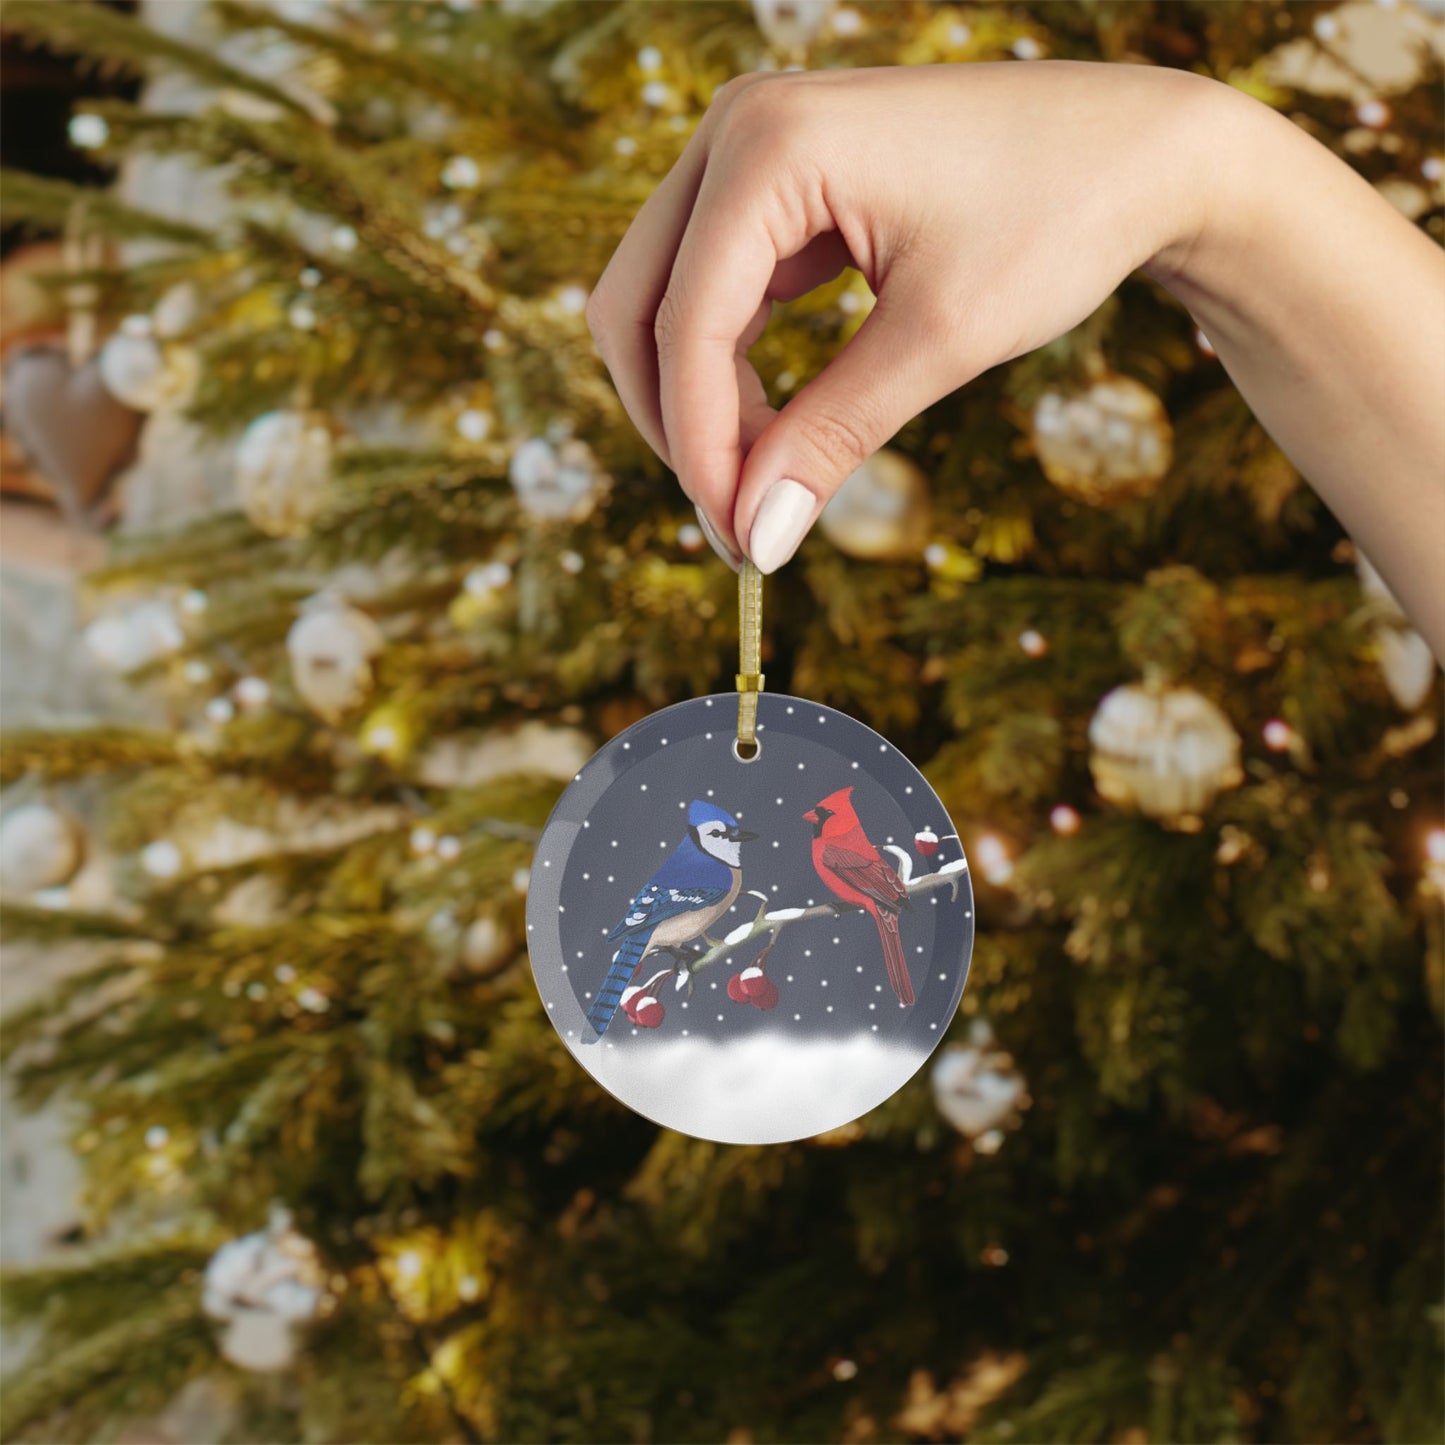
[803, 786, 914, 1006]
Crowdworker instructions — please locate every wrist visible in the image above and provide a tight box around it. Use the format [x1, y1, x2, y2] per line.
[1140, 73, 1266, 293]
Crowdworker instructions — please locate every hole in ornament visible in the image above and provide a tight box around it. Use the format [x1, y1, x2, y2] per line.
[732, 737, 761, 764]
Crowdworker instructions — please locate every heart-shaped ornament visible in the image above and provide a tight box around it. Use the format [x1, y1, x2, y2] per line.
[3, 345, 143, 528]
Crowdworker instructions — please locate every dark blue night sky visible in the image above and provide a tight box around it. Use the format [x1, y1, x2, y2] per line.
[529, 694, 974, 1055]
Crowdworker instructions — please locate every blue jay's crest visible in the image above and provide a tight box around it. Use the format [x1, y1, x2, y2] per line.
[687, 799, 740, 830]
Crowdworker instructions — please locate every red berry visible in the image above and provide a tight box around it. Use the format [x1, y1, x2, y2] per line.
[634, 997, 664, 1028]
[620, 985, 644, 1021]
[740, 966, 770, 998]
[915, 828, 940, 857]
[726, 973, 750, 1004]
[751, 981, 780, 1010]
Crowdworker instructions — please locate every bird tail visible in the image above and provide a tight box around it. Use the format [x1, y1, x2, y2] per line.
[581, 933, 649, 1043]
[874, 908, 914, 1007]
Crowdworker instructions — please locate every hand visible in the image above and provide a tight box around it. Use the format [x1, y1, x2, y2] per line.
[585, 61, 1222, 572]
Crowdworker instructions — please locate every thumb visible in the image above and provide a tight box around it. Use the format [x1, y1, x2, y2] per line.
[734, 283, 966, 574]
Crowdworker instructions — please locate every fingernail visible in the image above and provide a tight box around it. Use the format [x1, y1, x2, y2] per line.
[748, 478, 817, 575]
[695, 505, 742, 571]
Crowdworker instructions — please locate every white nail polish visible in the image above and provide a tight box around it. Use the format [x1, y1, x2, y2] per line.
[748, 478, 817, 575]
[694, 505, 741, 571]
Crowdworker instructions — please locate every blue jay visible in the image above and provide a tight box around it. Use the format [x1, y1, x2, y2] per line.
[583, 800, 756, 1042]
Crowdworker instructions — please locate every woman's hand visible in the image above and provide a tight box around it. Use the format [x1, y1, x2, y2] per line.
[586, 61, 1445, 657]
[587, 61, 1217, 571]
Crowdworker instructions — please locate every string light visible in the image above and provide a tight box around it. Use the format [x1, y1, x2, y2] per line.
[975, 833, 1013, 885]
[1049, 804, 1081, 836]
[555, 284, 589, 316]
[410, 827, 437, 856]
[298, 987, 330, 1014]
[1018, 629, 1049, 658]
[456, 408, 492, 442]
[1262, 719, 1294, 752]
[1355, 99, 1390, 129]
[68, 113, 109, 149]
[234, 676, 270, 710]
[441, 155, 482, 190]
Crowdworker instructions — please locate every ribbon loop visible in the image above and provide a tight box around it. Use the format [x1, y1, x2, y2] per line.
[736, 560, 764, 753]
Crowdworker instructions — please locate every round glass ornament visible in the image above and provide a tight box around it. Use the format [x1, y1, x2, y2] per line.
[527, 693, 974, 1144]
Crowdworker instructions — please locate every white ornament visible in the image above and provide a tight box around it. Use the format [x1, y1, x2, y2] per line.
[286, 597, 384, 722]
[236, 411, 334, 538]
[141, 839, 184, 879]
[1032, 374, 1173, 505]
[98, 331, 197, 412]
[508, 435, 604, 521]
[751, 0, 835, 54]
[464, 561, 512, 595]
[84, 599, 184, 674]
[462, 915, 511, 974]
[417, 722, 594, 788]
[203, 1207, 325, 1374]
[0, 803, 84, 894]
[1356, 553, 1437, 710]
[1088, 682, 1243, 823]
[931, 1021, 1029, 1141]
[152, 283, 199, 340]
[818, 448, 931, 561]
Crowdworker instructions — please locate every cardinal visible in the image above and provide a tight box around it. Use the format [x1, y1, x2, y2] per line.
[803, 786, 914, 1006]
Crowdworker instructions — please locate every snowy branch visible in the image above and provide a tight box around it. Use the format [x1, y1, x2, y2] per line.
[672, 858, 970, 995]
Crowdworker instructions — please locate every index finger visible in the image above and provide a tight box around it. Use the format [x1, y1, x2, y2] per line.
[656, 157, 801, 547]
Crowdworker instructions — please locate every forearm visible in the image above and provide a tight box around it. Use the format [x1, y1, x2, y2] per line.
[1144, 81, 1445, 659]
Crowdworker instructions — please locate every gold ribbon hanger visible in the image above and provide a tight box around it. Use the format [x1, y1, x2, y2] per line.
[736, 559, 763, 758]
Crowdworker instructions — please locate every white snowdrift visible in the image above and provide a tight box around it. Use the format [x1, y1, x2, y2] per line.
[579, 1031, 926, 1144]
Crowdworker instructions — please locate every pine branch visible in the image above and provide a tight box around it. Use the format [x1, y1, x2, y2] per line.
[371, 1260, 483, 1445]
[0, 170, 212, 248]
[2, 0, 309, 116]
[0, 1277, 213, 1441]
[0, 903, 153, 945]
[210, 0, 574, 150]
[0, 728, 179, 784]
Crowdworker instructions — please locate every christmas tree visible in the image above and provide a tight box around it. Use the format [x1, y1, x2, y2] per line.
[2, 2, 1442, 1441]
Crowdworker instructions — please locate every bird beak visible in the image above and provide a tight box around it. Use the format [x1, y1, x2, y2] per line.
[802, 809, 818, 824]
[727, 827, 757, 842]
